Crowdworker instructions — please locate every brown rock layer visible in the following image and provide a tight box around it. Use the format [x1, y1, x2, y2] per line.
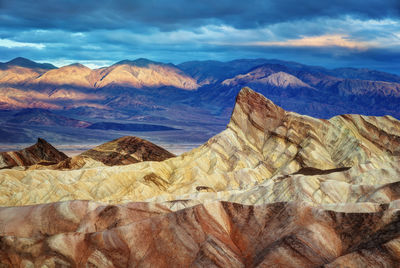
[1, 88, 400, 267]
[1, 88, 400, 205]
[80, 136, 176, 165]
[49, 136, 176, 169]
[0, 138, 67, 169]
[1, 200, 399, 267]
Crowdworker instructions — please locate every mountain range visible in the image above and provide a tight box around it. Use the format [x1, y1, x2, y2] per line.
[1, 57, 400, 146]
[1, 88, 400, 267]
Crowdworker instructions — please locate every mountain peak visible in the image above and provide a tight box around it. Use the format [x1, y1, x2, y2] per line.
[114, 58, 161, 67]
[77, 135, 175, 166]
[6, 57, 56, 69]
[263, 71, 312, 88]
[229, 87, 286, 133]
[66, 63, 88, 68]
[0, 138, 67, 168]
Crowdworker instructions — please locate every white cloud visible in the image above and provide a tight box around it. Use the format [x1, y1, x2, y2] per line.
[0, 39, 45, 49]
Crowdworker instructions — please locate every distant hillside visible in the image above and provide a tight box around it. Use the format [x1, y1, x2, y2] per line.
[8, 109, 91, 128]
[86, 122, 178, 131]
[1, 57, 400, 144]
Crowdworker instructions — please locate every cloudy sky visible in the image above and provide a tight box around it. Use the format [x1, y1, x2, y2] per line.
[0, 0, 399, 73]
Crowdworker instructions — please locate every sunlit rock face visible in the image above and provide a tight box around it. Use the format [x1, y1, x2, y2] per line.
[0, 59, 198, 91]
[93, 60, 199, 90]
[1, 88, 400, 267]
[1, 87, 399, 206]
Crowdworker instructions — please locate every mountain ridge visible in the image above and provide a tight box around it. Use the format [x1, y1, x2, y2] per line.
[1, 87, 399, 205]
[1, 57, 400, 145]
[1, 88, 400, 267]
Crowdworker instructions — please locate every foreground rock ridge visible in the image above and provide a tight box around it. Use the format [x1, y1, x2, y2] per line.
[1, 200, 400, 267]
[1, 87, 400, 267]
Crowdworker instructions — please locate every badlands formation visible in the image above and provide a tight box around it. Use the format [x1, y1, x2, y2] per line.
[0, 138, 68, 169]
[1, 88, 400, 267]
[50, 136, 176, 170]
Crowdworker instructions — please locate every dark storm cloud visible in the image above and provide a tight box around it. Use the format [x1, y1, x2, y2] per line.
[0, 0, 399, 74]
[1, 0, 399, 31]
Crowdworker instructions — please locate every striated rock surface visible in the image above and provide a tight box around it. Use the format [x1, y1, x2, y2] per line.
[1, 200, 400, 267]
[1, 87, 399, 206]
[49, 136, 176, 169]
[0, 138, 68, 169]
[1, 87, 400, 266]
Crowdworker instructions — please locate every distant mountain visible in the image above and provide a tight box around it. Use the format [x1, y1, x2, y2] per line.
[1, 57, 56, 70]
[258, 72, 313, 88]
[178, 58, 275, 85]
[114, 58, 167, 67]
[330, 67, 400, 83]
[86, 122, 177, 131]
[32, 63, 95, 88]
[0, 58, 57, 85]
[8, 109, 91, 128]
[1, 57, 400, 144]
[93, 59, 198, 89]
[0, 138, 67, 169]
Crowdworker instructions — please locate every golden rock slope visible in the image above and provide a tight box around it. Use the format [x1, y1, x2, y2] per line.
[0, 87, 399, 206]
[1, 88, 400, 267]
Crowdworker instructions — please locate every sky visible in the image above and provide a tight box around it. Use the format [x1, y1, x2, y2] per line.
[0, 0, 399, 73]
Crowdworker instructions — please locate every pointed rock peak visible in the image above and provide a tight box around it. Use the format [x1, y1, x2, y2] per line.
[37, 137, 48, 144]
[6, 57, 56, 69]
[0, 138, 68, 169]
[7, 57, 33, 65]
[229, 87, 286, 132]
[36, 137, 53, 147]
[33, 138, 65, 155]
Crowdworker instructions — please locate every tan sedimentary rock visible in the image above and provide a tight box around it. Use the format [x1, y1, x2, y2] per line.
[1, 87, 400, 266]
[1, 87, 399, 206]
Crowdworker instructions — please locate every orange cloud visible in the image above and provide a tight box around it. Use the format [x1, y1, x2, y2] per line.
[247, 34, 370, 49]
